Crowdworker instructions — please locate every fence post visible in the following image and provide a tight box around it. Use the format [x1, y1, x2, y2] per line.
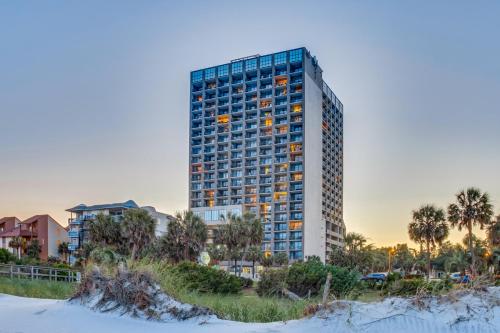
[31, 266, 33, 280]
[10, 265, 13, 279]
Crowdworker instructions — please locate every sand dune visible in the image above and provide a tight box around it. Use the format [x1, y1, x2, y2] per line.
[0, 288, 498, 333]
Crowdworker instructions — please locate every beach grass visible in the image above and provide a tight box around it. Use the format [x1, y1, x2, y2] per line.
[0, 277, 76, 299]
[132, 260, 320, 322]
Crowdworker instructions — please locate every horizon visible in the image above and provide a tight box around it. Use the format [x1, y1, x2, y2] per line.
[1, 1, 499, 247]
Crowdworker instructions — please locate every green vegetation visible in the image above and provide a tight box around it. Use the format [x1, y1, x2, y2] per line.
[0, 248, 16, 264]
[257, 257, 359, 299]
[132, 260, 318, 322]
[256, 267, 288, 297]
[214, 212, 264, 275]
[448, 187, 494, 275]
[0, 277, 76, 299]
[169, 261, 243, 294]
[159, 210, 208, 262]
[383, 277, 452, 296]
[408, 205, 449, 278]
[62, 186, 497, 323]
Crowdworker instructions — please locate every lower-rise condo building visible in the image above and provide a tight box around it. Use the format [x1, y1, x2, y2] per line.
[66, 200, 173, 264]
[189, 48, 344, 262]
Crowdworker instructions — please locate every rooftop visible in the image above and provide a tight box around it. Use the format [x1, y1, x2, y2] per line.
[66, 200, 139, 213]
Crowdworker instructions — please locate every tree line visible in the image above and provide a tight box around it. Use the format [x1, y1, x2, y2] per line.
[330, 187, 500, 278]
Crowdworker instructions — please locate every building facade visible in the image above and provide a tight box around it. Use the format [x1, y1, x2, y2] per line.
[0, 215, 68, 261]
[66, 200, 173, 264]
[189, 48, 344, 261]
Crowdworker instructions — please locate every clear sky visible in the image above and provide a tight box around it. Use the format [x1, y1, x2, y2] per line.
[1, 1, 499, 246]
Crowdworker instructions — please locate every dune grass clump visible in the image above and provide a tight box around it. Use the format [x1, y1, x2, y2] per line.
[72, 265, 211, 320]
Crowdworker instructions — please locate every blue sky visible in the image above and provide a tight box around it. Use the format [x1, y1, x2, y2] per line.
[1, 1, 499, 245]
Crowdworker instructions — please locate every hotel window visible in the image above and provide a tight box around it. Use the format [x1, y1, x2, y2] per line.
[205, 68, 216, 80]
[260, 55, 272, 68]
[289, 49, 302, 63]
[218, 64, 229, 77]
[232, 61, 243, 74]
[274, 52, 287, 65]
[192, 70, 203, 83]
[245, 58, 257, 71]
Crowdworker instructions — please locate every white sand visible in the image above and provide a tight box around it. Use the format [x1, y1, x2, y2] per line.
[0, 288, 498, 333]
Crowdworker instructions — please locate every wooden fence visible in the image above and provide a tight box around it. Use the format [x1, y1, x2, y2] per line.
[0, 264, 81, 283]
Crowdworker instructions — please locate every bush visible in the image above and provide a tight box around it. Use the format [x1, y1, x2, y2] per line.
[256, 268, 288, 297]
[326, 265, 360, 298]
[170, 262, 243, 294]
[239, 276, 254, 288]
[0, 248, 15, 264]
[89, 247, 123, 266]
[26, 240, 41, 259]
[384, 278, 452, 296]
[285, 257, 360, 298]
[287, 258, 327, 297]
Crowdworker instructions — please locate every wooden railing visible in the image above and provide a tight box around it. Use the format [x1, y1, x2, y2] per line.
[0, 264, 81, 283]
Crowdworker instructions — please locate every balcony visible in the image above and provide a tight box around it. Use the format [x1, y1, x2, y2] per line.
[68, 230, 79, 238]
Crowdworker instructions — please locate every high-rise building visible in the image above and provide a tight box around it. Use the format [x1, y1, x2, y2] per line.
[189, 48, 344, 261]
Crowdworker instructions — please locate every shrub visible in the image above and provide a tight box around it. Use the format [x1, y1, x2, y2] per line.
[26, 240, 41, 259]
[326, 265, 360, 298]
[170, 262, 243, 294]
[285, 258, 360, 298]
[0, 248, 15, 264]
[239, 276, 254, 288]
[287, 258, 327, 297]
[89, 247, 122, 265]
[384, 278, 452, 296]
[256, 268, 288, 297]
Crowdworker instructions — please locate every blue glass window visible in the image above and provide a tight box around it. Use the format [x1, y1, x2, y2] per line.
[245, 58, 257, 71]
[218, 64, 229, 77]
[289, 49, 303, 63]
[274, 242, 286, 251]
[232, 61, 243, 74]
[192, 70, 203, 82]
[274, 52, 287, 65]
[205, 68, 215, 80]
[260, 55, 272, 68]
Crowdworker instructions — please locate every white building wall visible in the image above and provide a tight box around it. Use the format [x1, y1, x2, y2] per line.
[47, 217, 69, 258]
[303, 72, 326, 262]
[141, 206, 173, 237]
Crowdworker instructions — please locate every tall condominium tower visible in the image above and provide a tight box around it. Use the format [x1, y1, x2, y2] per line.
[189, 48, 344, 261]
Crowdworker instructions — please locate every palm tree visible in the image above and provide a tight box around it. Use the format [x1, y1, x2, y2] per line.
[448, 188, 494, 275]
[487, 215, 500, 249]
[88, 213, 122, 247]
[246, 245, 262, 278]
[8, 236, 25, 259]
[176, 210, 208, 261]
[461, 234, 489, 272]
[344, 232, 367, 252]
[58, 242, 70, 263]
[122, 208, 156, 260]
[408, 204, 449, 279]
[160, 211, 207, 263]
[215, 213, 244, 274]
[206, 244, 226, 265]
[240, 212, 263, 274]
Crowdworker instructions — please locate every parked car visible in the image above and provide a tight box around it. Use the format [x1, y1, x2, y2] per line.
[361, 272, 388, 282]
[449, 272, 471, 284]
